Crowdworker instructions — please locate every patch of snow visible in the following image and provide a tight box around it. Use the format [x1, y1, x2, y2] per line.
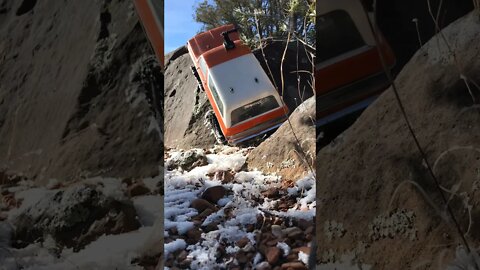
[133, 195, 162, 226]
[165, 239, 187, 257]
[299, 251, 309, 265]
[277, 242, 291, 257]
[8, 187, 54, 222]
[87, 177, 125, 200]
[1, 174, 164, 270]
[1, 226, 156, 270]
[253, 252, 263, 265]
[143, 177, 161, 192]
[217, 197, 231, 207]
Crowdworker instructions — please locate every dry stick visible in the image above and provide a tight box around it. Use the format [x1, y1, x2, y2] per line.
[296, 39, 302, 104]
[253, 13, 315, 177]
[364, 3, 476, 259]
[280, 31, 291, 98]
[427, 0, 478, 104]
[412, 18, 423, 48]
[292, 32, 317, 124]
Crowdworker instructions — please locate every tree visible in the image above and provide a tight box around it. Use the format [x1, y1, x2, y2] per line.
[193, 0, 315, 47]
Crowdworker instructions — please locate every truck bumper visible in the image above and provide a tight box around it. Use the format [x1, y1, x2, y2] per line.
[226, 115, 287, 144]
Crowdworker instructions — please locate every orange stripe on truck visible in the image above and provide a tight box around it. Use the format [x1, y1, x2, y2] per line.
[133, 0, 164, 68]
[316, 43, 395, 95]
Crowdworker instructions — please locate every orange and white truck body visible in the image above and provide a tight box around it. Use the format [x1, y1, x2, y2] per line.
[187, 24, 289, 144]
[316, 0, 395, 125]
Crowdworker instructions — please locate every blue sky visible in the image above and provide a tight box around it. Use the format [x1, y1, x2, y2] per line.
[165, 0, 204, 53]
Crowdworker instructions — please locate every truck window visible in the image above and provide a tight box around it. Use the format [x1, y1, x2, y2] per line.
[317, 10, 365, 62]
[199, 57, 208, 77]
[231, 96, 279, 126]
[208, 74, 224, 117]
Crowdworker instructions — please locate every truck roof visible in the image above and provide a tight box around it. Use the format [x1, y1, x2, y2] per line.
[187, 24, 240, 60]
[209, 53, 282, 125]
[187, 24, 253, 70]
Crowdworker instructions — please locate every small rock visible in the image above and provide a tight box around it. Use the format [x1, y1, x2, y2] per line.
[169, 227, 178, 235]
[215, 170, 235, 183]
[296, 219, 313, 231]
[305, 234, 313, 241]
[259, 243, 269, 255]
[236, 250, 249, 264]
[201, 185, 227, 204]
[177, 258, 192, 269]
[127, 182, 150, 197]
[281, 261, 307, 270]
[186, 228, 202, 244]
[278, 202, 288, 210]
[283, 227, 302, 238]
[256, 261, 272, 270]
[246, 224, 255, 232]
[196, 208, 215, 219]
[267, 239, 278, 246]
[266, 247, 282, 265]
[262, 187, 280, 198]
[236, 236, 250, 248]
[177, 250, 188, 262]
[271, 225, 284, 238]
[286, 253, 298, 261]
[190, 198, 216, 212]
[202, 222, 219, 233]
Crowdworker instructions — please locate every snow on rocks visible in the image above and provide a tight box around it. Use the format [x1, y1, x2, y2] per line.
[0, 174, 163, 269]
[165, 146, 316, 270]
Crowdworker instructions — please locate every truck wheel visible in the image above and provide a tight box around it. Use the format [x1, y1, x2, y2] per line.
[204, 110, 226, 145]
[191, 66, 204, 92]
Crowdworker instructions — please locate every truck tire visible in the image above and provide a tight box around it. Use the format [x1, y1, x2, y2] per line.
[204, 110, 226, 145]
[191, 66, 204, 92]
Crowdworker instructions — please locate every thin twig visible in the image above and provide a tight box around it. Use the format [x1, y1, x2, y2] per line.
[366, 1, 476, 260]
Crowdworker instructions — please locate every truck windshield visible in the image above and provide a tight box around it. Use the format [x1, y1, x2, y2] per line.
[231, 95, 279, 126]
[317, 9, 365, 62]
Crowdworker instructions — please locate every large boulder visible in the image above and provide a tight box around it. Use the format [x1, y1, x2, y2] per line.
[164, 40, 314, 150]
[316, 11, 480, 269]
[11, 184, 140, 252]
[0, 0, 162, 183]
[247, 97, 315, 181]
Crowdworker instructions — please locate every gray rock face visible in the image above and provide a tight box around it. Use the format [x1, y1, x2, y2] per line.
[246, 97, 315, 181]
[316, 11, 480, 268]
[0, 0, 162, 183]
[164, 47, 216, 150]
